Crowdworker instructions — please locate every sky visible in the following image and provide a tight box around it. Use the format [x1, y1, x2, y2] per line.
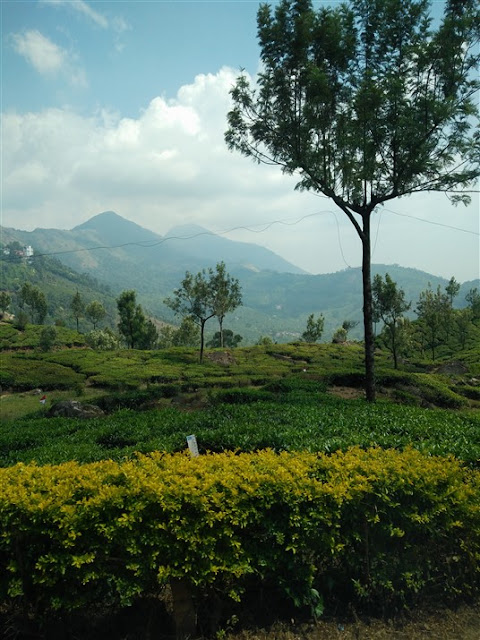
[1, 0, 479, 283]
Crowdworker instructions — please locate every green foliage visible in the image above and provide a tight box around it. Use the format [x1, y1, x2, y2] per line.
[301, 313, 324, 343]
[415, 284, 453, 359]
[332, 327, 347, 344]
[373, 273, 411, 368]
[226, 0, 480, 401]
[70, 291, 85, 331]
[1, 252, 117, 331]
[211, 261, 242, 346]
[165, 263, 242, 360]
[85, 300, 106, 329]
[446, 276, 461, 306]
[19, 282, 47, 324]
[13, 311, 28, 331]
[172, 316, 200, 347]
[466, 287, 480, 319]
[0, 448, 478, 619]
[2, 389, 479, 466]
[85, 328, 120, 351]
[0, 322, 85, 350]
[38, 326, 57, 352]
[207, 329, 243, 348]
[0, 291, 11, 314]
[116, 290, 157, 349]
[1, 353, 85, 391]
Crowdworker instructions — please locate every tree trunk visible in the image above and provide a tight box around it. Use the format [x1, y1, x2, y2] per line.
[170, 578, 197, 640]
[390, 321, 398, 370]
[199, 319, 206, 362]
[362, 215, 376, 402]
[219, 317, 224, 348]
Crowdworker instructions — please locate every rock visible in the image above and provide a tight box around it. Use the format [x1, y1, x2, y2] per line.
[46, 400, 105, 419]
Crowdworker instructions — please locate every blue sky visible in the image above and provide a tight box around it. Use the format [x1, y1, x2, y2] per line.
[1, 0, 479, 282]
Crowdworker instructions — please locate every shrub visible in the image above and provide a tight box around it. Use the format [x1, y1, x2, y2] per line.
[85, 328, 120, 351]
[0, 448, 478, 622]
[38, 326, 57, 352]
[13, 311, 28, 331]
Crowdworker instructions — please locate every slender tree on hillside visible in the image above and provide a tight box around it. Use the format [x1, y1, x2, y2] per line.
[225, 0, 479, 400]
[211, 262, 242, 348]
[301, 313, 324, 343]
[445, 277, 461, 307]
[0, 292, 11, 315]
[19, 283, 47, 324]
[372, 273, 411, 368]
[85, 300, 107, 330]
[164, 270, 216, 362]
[465, 288, 480, 319]
[117, 290, 147, 349]
[71, 291, 85, 332]
[415, 284, 451, 360]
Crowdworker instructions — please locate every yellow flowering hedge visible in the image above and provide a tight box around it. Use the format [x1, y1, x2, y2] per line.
[0, 447, 479, 615]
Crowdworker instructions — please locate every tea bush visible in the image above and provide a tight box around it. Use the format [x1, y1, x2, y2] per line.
[2, 400, 479, 467]
[1, 353, 85, 391]
[0, 448, 478, 621]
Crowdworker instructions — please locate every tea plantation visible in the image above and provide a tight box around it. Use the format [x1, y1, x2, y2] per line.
[1, 329, 479, 639]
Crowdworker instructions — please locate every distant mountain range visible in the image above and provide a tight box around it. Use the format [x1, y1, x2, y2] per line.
[2, 211, 478, 343]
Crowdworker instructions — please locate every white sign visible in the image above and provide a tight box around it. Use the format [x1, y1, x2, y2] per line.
[186, 434, 199, 457]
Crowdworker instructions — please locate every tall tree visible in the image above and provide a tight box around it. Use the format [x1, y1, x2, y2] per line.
[137, 319, 159, 350]
[164, 270, 216, 362]
[165, 265, 242, 360]
[465, 288, 480, 319]
[372, 273, 411, 368]
[445, 276, 461, 307]
[19, 282, 47, 324]
[71, 291, 85, 332]
[225, 0, 479, 400]
[173, 317, 200, 347]
[85, 300, 107, 330]
[117, 290, 147, 349]
[0, 292, 11, 315]
[301, 313, 324, 343]
[456, 308, 474, 350]
[415, 284, 451, 360]
[207, 329, 243, 348]
[211, 262, 243, 347]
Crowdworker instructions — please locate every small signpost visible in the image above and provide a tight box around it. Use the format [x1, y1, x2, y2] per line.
[186, 435, 199, 458]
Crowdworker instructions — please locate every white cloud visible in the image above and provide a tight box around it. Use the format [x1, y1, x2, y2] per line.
[41, 0, 108, 29]
[10, 29, 88, 88]
[41, 0, 131, 52]
[11, 30, 66, 74]
[70, 0, 109, 28]
[2, 68, 478, 281]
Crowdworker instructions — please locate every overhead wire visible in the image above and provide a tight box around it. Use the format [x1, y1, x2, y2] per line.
[2, 204, 478, 270]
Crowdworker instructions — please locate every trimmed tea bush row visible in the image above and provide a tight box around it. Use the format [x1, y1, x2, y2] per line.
[2, 399, 479, 467]
[0, 448, 479, 624]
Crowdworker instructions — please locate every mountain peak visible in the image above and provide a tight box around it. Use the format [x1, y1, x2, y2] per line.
[72, 211, 162, 245]
[73, 211, 131, 231]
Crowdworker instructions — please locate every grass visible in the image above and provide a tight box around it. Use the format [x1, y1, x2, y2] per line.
[0, 387, 104, 421]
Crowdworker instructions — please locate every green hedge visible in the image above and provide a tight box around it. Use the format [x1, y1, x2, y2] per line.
[0, 448, 478, 625]
[1, 353, 85, 390]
